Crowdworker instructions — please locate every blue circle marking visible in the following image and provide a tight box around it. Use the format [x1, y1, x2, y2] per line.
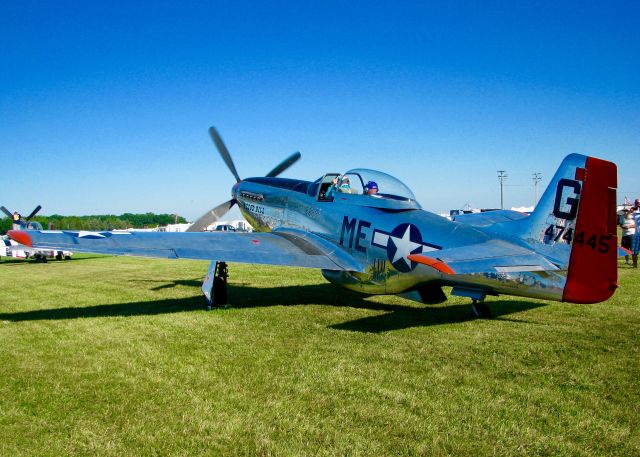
[386, 223, 424, 272]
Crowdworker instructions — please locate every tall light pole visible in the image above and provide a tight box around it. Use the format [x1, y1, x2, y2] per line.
[497, 170, 508, 209]
[532, 172, 542, 206]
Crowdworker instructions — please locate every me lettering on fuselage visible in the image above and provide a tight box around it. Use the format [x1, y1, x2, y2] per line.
[339, 216, 371, 254]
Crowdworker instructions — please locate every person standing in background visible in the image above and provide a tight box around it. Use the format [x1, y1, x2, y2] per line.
[619, 208, 636, 265]
[631, 199, 640, 268]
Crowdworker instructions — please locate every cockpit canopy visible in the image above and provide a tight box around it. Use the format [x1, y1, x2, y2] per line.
[309, 169, 417, 200]
[308, 168, 420, 209]
[26, 221, 43, 230]
[342, 169, 417, 201]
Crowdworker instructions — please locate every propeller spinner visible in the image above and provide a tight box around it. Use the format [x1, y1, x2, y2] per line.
[186, 127, 301, 232]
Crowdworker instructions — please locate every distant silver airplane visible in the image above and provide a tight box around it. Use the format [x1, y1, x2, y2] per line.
[9, 127, 618, 316]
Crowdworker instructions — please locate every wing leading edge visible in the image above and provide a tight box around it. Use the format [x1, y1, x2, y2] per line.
[7, 229, 362, 271]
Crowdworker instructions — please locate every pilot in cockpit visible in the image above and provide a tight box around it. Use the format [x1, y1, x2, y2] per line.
[325, 177, 338, 199]
[337, 176, 351, 193]
[364, 181, 379, 196]
[325, 175, 349, 198]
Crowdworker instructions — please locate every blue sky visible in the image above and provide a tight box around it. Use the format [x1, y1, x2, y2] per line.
[1, 1, 638, 219]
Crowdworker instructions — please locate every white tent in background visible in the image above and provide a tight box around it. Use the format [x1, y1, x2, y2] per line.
[511, 206, 535, 213]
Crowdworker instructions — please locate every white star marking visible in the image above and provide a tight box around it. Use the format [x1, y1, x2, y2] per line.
[389, 225, 422, 267]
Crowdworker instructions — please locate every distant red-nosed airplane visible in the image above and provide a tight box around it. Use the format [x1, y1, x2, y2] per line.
[2, 205, 71, 262]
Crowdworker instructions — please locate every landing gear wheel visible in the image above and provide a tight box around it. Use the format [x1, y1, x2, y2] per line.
[204, 261, 228, 310]
[471, 299, 491, 318]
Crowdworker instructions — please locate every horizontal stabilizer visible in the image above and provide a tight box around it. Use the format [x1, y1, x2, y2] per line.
[409, 239, 558, 276]
[451, 210, 529, 227]
[618, 246, 631, 257]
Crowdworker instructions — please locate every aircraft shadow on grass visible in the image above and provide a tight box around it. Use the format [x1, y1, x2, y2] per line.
[0, 280, 545, 332]
[228, 283, 545, 332]
[131, 278, 204, 291]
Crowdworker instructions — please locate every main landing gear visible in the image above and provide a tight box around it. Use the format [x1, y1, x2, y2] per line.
[34, 253, 47, 263]
[471, 299, 492, 319]
[202, 261, 228, 310]
[451, 286, 492, 319]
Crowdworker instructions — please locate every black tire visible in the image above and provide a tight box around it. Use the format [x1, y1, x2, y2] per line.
[213, 277, 227, 306]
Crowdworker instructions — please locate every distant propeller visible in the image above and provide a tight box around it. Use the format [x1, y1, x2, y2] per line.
[25, 205, 42, 221]
[187, 126, 302, 232]
[1, 204, 41, 223]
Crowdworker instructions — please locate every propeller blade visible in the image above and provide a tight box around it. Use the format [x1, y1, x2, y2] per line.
[209, 127, 241, 183]
[265, 151, 301, 178]
[186, 199, 236, 232]
[25, 205, 42, 221]
[0, 206, 13, 219]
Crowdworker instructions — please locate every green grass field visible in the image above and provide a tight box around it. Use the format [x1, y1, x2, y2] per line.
[0, 255, 638, 456]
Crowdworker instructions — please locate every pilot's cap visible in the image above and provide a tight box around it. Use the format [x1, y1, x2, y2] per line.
[365, 181, 378, 190]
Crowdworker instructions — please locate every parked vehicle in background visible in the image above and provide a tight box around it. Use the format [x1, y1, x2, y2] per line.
[214, 224, 236, 232]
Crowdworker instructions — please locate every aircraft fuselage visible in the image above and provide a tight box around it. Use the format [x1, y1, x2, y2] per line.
[233, 177, 567, 300]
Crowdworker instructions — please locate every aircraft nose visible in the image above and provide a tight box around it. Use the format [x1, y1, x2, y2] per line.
[232, 182, 240, 200]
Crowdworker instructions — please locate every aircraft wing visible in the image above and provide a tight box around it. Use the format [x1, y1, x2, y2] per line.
[8, 228, 363, 271]
[409, 239, 562, 275]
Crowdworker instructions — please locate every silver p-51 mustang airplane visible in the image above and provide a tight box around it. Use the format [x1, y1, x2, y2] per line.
[9, 127, 618, 316]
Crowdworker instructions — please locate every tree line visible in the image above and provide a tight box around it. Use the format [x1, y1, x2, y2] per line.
[0, 213, 187, 234]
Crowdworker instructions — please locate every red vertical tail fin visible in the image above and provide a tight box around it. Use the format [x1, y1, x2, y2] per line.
[562, 157, 618, 303]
